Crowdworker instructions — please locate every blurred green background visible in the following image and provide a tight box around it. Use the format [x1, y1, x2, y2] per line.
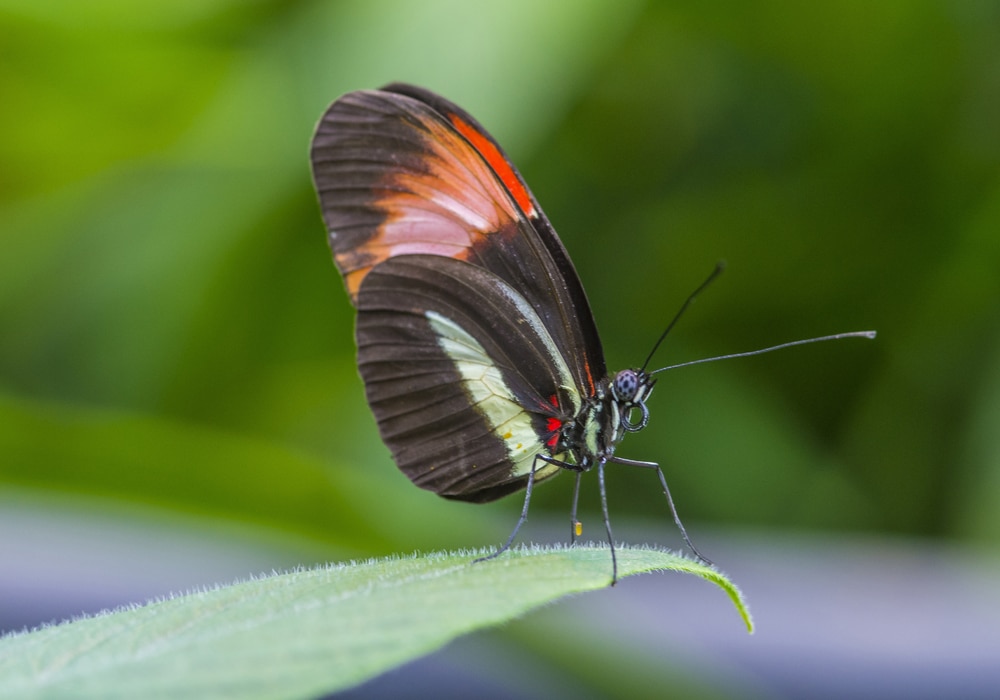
[2, 0, 999, 697]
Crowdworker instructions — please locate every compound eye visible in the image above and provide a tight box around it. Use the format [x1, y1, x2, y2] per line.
[613, 369, 639, 402]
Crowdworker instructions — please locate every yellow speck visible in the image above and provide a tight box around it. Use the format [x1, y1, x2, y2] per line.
[503, 431, 512, 439]
[574, 520, 583, 537]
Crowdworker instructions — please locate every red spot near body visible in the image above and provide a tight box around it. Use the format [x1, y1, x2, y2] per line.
[450, 114, 537, 218]
[546, 417, 562, 447]
[549, 394, 559, 408]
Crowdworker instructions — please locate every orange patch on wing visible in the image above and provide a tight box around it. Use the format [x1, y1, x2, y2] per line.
[582, 361, 596, 395]
[342, 268, 367, 301]
[335, 114, 531, 302]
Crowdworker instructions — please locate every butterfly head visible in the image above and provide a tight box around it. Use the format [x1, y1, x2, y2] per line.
[612, 368, 655, 433]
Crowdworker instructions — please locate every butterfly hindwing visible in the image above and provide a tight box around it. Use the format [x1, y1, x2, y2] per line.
[356, 254, 581, 501]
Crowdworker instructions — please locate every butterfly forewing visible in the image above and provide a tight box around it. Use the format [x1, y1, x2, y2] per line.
[311, 89, 520, 299]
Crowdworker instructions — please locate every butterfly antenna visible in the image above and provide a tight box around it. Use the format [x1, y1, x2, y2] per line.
[642, 261, 726, 371]
[651, 330, 877, 374]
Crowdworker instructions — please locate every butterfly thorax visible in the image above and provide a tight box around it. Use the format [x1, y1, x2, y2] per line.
[558, 369, 656, 470]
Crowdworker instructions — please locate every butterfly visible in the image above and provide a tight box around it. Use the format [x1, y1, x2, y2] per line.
[309, 83, 874, 582]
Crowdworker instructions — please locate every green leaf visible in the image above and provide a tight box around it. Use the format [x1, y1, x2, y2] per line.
[0, 545, 752, 699]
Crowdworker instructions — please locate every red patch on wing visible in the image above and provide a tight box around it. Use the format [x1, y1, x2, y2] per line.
[449, 114, 537, 219]
[546, 417, 563, 447]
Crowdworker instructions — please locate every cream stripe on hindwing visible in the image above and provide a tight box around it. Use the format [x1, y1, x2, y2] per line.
[482, 266, 582, 422]
[425, 309, 577, 478]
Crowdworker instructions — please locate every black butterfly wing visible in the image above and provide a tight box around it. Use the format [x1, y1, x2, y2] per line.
[310, 83, 606, 394]
[356, 254, 581, 502]
[310, 84, 607, 501]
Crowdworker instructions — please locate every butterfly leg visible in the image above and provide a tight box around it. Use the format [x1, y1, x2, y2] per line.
[608, 455, 713, 566]
[475, 453, 584, 566]
[473, 454, 542, 564]
[597, 459, 619, 585]
[569, 471, 583, 544]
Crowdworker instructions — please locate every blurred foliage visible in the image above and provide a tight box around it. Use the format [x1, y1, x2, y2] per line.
[1, 0, 999, 577]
